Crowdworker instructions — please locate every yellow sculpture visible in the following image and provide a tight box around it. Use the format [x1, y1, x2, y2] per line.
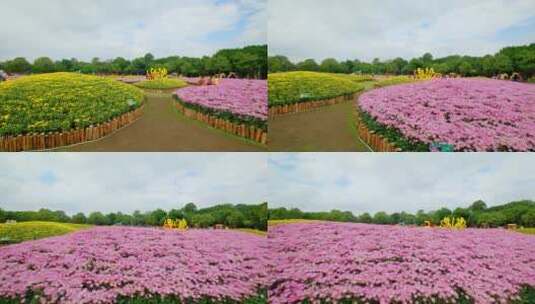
[147, 67, 168, 80]
[440, 216, 466, 229]
[177, 219, 188, 230]
[414, 67, 441, 80]
[163, 218, 188, 230]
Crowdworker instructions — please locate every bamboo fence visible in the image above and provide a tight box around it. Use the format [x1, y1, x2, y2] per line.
[175, 103, 267, 145]
[354, 107, 400, 152]
[268, 92, 358, 117]
[0, 106, 144, 152]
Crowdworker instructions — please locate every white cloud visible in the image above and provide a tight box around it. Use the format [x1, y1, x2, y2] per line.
[267, 153, 535, 214]
[268, 0, 535, 62]
[1, 153, 533, 215]
[0, 153, 267, 214]
[0, 0, 267, 61]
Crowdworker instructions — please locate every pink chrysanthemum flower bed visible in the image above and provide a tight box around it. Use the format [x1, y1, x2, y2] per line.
[174, 79, 268, 122]
[358, 78, 535, 151]
[269, 222, 535, 304]
[0, 227, 268, 303]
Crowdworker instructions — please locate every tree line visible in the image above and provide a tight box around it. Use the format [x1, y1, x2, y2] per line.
[268, 43, 535, 79]
[0, 202, 268, 231]
[268, 200, 535, 228]
[0, 45, 267, 79]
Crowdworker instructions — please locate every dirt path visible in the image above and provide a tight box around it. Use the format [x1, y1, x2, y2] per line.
[268, 82, 376, 152]
[61, 91, 265, 152]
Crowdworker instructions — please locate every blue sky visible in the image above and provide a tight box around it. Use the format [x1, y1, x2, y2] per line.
[267, 153, 535, 214]
[269, 0, 535, 62]
[0, 153, 267, 214]
[0, 0, 266, 61]
[1, 153, 533, 215]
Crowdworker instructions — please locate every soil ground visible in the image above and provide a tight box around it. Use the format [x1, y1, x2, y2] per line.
[60, 90, 265, 152]
[268, 81, 376, 152]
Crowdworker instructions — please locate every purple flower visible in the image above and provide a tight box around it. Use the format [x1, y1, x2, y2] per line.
[174, 79, 267, 120]
[358, 78, 535, 151]
[0, 227, 268, 303]
[268, 222, 535, 304]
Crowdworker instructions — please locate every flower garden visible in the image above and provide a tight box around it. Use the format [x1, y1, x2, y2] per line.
[0, 227, 268, 304]
[357, 78, 535, 151]
[173, 79, 268, 144]
[268, 72, 369, 116]
[0, 72, 145, 151]
[268, 222, 535, 304]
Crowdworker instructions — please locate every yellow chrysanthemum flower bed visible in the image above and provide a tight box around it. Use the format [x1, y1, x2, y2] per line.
[268, 71, 367, 106]
[0, 72, 144, 136]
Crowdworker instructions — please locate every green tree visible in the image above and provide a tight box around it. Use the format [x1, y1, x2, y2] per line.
[168, 209, 183, 220]
[320, 58, 343, 73]
[373, 211, 391, 225]
[268, 55, 294, 73]
[493, 54, 513, 75]
[521, 210, 535, 227]
[458, 61, 474, 76]
[296, 59, 319, 71]
[469, 200, 487, 212]
[432, 207, 452, 224]
[111, 57, 129, 74]
[144, 53, 155, 64]
[421, 53, 433, 64]
[402, 58, 424, 74]
[415, 210, 429, 226]
[87, 212, 110, 225]
[0, 208, 6, 222]
[131, 210, 146, 226]
[147, 209, 167, 226]
[358, 212, 373, 223]
[191, 213, 215, 228]
[399, 212, 416, 225]
[32, 57, 56, 73]
[226, 211, 245, 228]
[182, 203, 198, 214]
[478, 212, 506, 227]
[452, 207, 474, 225]
[211, 55, 232, 74]
[71, 212, 87, 224]
[5, 57, 32, 73]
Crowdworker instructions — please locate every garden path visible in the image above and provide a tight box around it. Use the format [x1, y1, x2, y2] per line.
[61, 90, 264, 152]
[267, 82, 376, 152]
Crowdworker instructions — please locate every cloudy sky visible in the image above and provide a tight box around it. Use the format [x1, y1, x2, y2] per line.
[269, 0, 535, 62]
[0, 153, 267, 214]
[1, 153, 534, 215]
[0, 0, 266, 61]
[268, 153, 535, 214]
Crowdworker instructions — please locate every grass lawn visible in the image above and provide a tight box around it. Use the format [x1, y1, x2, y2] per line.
[515, 227, 535, 235]
[235, 228, 267, 236]
[134, 78, 188, 89]
[0, 221, 92, 244]
[268, 219, 324, 226]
